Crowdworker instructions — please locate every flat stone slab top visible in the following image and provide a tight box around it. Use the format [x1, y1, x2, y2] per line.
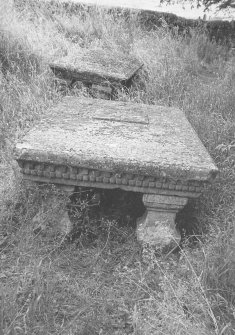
[15, 97, 218, 198]
[49, 49, 143, 86]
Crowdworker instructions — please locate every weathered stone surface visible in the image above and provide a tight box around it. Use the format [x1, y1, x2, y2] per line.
[15, 96, 218, 185]
[33, 206, 73, 236]
[32, 186, 75, 236]
[50, 49, 143, 86]
[137, 194, 187, 247]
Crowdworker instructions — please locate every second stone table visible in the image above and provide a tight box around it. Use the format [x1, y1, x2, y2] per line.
[49, 49, 143, 98]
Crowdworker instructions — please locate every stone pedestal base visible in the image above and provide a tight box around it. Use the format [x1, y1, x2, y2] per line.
[32, 185, 75, 236]
[137, 194, 188, 249]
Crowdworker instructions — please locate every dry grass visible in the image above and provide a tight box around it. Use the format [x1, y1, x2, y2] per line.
[0, 0, 235, 334]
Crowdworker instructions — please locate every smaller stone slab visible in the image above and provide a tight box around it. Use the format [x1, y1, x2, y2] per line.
[49, 49, 143, 96]
[15, 97, 218, 248]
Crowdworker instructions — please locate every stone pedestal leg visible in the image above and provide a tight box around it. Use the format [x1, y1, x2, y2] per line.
[32, 185, 75, 236]
[137, 194, 188, 249]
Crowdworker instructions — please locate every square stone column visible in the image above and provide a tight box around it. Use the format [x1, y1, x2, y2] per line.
[137, 194, 188, 249]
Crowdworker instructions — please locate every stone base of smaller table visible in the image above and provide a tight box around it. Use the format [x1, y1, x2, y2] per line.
[91, 83, 113, 100]
[137, 194, 188, 249]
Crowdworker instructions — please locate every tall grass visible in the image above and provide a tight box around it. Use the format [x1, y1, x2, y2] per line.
[0, 1, 235, 334]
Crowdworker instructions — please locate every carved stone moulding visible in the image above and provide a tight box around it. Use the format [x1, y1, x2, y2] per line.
[17, 160, 207, 198]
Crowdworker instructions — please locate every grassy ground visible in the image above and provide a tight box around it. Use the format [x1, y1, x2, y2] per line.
[0, 0, 235, 334]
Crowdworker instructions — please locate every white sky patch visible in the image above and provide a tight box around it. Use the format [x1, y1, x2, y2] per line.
[54, 0, 235, 20]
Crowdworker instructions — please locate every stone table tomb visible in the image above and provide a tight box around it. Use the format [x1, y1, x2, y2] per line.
[15, 97, 218, 248]
[49, 49, 143, 98]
